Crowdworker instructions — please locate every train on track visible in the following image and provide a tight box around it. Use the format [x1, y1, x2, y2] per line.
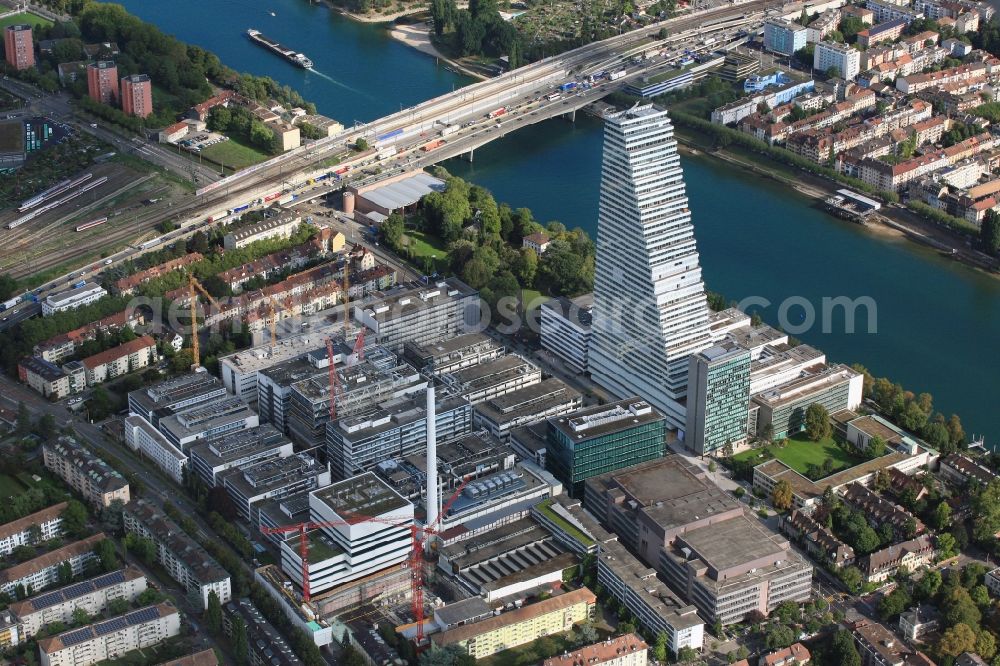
[75, 217, 108, 232]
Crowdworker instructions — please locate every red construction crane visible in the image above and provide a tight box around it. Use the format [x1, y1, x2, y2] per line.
[325, 337, 343, 422]
[352, 326, 366, 362]
[259, 478, 469, 644]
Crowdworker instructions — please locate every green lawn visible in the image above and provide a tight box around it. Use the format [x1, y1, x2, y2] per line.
[0, 474, 26, 500]
[535, 498, 594, 547]
[199, 138, 270, 171]
[0, 12, 53, 30]
[735, 435, 864, 478]
[400, 230, 448, 272]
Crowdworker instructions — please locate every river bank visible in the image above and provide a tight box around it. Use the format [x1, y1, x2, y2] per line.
[387, 23, 488, 80]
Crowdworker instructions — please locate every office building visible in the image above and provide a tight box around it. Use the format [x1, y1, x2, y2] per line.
[685, 343, 752, 456]
[430, 587, 596, 659]
[86, 61, 118, 105]
[39, 603, 180, 666]
[276, 473, 414, 597]
[82, 336, 157, 385]
[546, 398, 666, 497]
[123, 416, 188, 484]
[11, 567, 147, 638]
[188, 425, 294, 488]
[128, 372, 228, 426]
[156, 395, 259, 451]
[752, 364, 863, 439]
[222, 214, 301, 250]
[814, 40, 862, 80]
[589, 105, 712, 429]
[659, 515, 813, 625]
[17, 356, 81, 400]
[42, 283, 107, 316]
[4, 25, 34, 70]
[0, 502, 66, 557]
[403, 333, 504, 374]
[223, 453, 331, 522]
[327, 390, 472, 480]
[0, 534, 105, 597]
[354, 278, 478, 353]
[540, 293, 593, 373]
[764, 19, 808, 55]
[439, 354, 542, 405]
[220, 331, 333, 403]
[474, 377, 582, 440]
[122, 500, 231, 609]
[43, 437, 130, 508]
[120, 74, 152, 118]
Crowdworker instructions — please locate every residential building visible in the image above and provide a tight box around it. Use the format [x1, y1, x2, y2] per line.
[939, 453, 998, 486]
[156, 650, 219, 666]
[272, 473, 414, 597]
[985, 567, 1000, 596]
[473, 377, 582, 440]
[589, 105, 712, 429]
[128, 372, 228, 427]
[523, 232, 551, 254]
[327, 391, 472, 480]
[899, 605, 941, 641]
[10, 567, 147, 638]
[862, 535, 936, 583]
[0, 502, 67, 557]
[781, 510, 855, 568]
[853, 620, 935, 666]
[222, 453, 331, 522]
[814, 41, 862, 81]
[123, 416, 188, 484]
[86, 61, 118, 105]
[761, 644, 811, 666]
[842, 5, 875, 24]
[542, 634, 648, 666]
[0, 534, 105, 597]
[0, 611, 21, 650]
[546, 398, 665, 497]
[752, 364, 864, 439]
[896, 62, 988, 94]
[39, 603, 180, 666]
[222, 214, 301, 250]
[858, 18, 909, 48]
[42, 283, 107, 316]
[4, 25, 34, 70]
[841, 483, 925, 538]
[156, 395, 259, 451]
[865, 0, 923, 23]
[685, 342, 752, 455]
[82, 336, 157, 385]
[430, 587, 596, 659]
[34, 309, 145, 363]
[354, 278, 479, 353]
[807, 10, 841, 42]
[122, 500, 232, 609]
[18, 356, 80, 400]
[43, 437, 130, 508]
[113, 253, 203, 296]
[540, 293, 593, 374]
[120, 74, 152, 118]
[188, 425, 294, 488]
[764, 19, 808, 55]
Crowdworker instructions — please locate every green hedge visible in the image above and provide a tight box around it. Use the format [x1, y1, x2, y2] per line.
[906, 200, 979, 235]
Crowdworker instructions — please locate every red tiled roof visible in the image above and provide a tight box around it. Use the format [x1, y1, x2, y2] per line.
[81, 336, 156, 370]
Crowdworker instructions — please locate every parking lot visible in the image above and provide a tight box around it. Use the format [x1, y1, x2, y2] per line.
[177, 130, 229, 153]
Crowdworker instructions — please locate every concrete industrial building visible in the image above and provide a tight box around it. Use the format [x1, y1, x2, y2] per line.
[120, 74, 152, 118]
[355, 279, 479, 353]
[0, 502, 66, 557]
[546, 398, 666, 497]
[4, 25, 34, 70]
[0, 534, 105, 597]
[403, 333, 504, 374]
[589, 105, 712, 429]
[222, 453, 331, 523]
[86, 61, 118, 105]
[43, 437, 130, 508]
[685, 342, 752, 456]
[474, 377, 582, 440]
[540, 293, 594, 374]
[10, 567, 147, 638]
[188, 425, 294, 488]
[122, 500, 232, 609]
[122, 415, 188, 484]
[223, 214, 301, 250]
[128, 372, 228, 427]
[42, 283, 107, 316]
[39, 603, 180, 666]
[156, 395, 260, 451]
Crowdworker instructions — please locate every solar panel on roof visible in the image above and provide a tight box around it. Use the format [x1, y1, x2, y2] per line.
[127, 606, 161, 625]
[61, 628, 94, 647]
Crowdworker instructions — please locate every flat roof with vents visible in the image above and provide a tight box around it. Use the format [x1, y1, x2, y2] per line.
[312, 472, 409, 517]
[549, 397, 663, 440]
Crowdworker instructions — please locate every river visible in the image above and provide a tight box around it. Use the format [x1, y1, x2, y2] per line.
[117, 0, 1000, 442]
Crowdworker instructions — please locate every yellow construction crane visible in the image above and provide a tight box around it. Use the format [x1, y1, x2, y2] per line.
[188, 274, 222, 369]
[263, 295, 279, 349]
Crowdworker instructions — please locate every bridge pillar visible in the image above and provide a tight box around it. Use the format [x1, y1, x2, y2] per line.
[564, 109, 576, 123]
[463, 149, 474, 163]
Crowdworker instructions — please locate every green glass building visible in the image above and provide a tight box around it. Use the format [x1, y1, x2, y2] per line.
[546, 398, 666, 497]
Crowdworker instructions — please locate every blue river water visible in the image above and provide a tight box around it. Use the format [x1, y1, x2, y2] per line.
[116, 0, 1000, 441]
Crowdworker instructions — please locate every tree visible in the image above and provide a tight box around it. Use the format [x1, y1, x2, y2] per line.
[944, 587, 982, 629]
[759, 423, 775, 443]
[773, 601, 800, 624]
[940, 623, 978, 657]
[766, 624, 796, 649]
[61, 500, 88, 536]
[16, 401, 32, 437]
[653, 632, 669, 662]
[879, 587, 911, 620]
[107, 598, 129, 615]
[831, 629, 862, 666]
[772, 479, 794, 511]
[0, 273, 17, 301]
[205, 590, 223, 635]
[380, 212, 405, 250]
[71, 608, 90, 626]
[804, 403, 831, 441]
[938, 532, 958, 559]
[839, 566, 864, 594]
[514, 247, 538, 286]
[971, 585, 991, 608]
[868, 435, 887, 458]
[933, 502, 952, 532]
[231, 615, 249, 665]
[981, 209, 1000, 256]
[355, 137, 370, 151]
[977, 630, 997, 660]
[93, 539, 118, 572]
[917, 570, 943, 600]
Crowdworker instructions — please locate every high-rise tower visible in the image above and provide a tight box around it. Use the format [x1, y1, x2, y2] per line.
[589, 104, 712, 429]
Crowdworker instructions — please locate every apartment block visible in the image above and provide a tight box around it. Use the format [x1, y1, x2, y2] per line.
[42, 283, 107, 316]
[222, 452, 331, 522]
[10, 567, 147, 638]
[858, 18, 908, 47]
[474, 377, 582, 440]
[814, 41, 862, 81]
[4, 25, 34, 70]
[861, 535, 935, 583]
[546, 398, 666, 497]
[853, 620, 935, 666]
[34, 310, 145, 363]
[540, 293, 593, 373]
[120, 74, 152, 118]
[542, 634, 648, 666]
[355, 278, 479, 353]
[82, 336, 157, 385]
[806, 10, 841, 42]
[86, 61, 118, 105]
[780, 510, 855, 568]
[17, 356, 83, 400]
[122, 500, 231, 609]
[123, 416, 188, 484]
[938, 453, 998, 486]
[39, 603, 180, 666]
[0, 502, 66, 557]
[222, 214, 301, 250]
[43, 437, 130, 508]
[431, 587, 596, 659]
[0, 534, 105, 597]
[188, 425, 294, 488]
[763, 19, 807, 55]
[685, 342, 752, 456]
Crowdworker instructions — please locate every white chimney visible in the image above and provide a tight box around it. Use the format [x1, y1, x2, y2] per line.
[426, 383, 439, 529]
